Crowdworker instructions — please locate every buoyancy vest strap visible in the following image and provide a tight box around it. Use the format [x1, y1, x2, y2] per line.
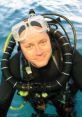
[20, 53, 33, 82]
[20, 53, 23, 80]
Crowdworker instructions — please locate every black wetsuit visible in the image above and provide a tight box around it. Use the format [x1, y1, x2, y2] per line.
[0, 49, 82, 117]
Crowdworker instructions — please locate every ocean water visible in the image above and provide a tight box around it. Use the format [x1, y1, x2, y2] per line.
[0, 0, 82, 117]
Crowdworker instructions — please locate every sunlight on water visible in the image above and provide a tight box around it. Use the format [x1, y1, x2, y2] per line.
[0, 0, 82, 22]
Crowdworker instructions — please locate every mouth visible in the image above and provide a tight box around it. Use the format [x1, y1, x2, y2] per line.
[36, 54, 47, 60]
[36, 57, 45, 61]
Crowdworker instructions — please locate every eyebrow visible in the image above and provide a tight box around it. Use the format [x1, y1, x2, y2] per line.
[23, 43, 34, 47]
[39, 38, 47, 42]
[22, 38, 48, 46]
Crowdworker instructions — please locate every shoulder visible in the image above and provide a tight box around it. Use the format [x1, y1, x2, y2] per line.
[10, 51, 21, 65]
[9, 51, 21, 79]
[72, 49, 82, 72]
[72, 49, 82, 90]
[73, 49, 82, 63]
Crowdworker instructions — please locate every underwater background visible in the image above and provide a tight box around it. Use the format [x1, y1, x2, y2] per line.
[0, 0, 82, 117]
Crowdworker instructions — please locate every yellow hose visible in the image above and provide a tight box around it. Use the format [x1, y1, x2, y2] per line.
[3, 32, 12, 52]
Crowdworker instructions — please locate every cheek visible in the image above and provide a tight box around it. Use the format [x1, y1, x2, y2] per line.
[21, 48, 34, 61]
[46, 42, 52, 52]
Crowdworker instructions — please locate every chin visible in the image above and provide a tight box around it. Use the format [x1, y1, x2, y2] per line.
[34, 60, 49, 68]
[31, 54, 51, 68]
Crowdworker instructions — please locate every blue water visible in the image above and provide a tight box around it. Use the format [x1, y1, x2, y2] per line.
[0, 0, 82, 117]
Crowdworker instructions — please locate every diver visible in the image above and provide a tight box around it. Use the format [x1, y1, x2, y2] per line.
[0, 9, 82, 117]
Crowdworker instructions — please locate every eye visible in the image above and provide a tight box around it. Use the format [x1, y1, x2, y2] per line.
[40, 40, 47, 45]
[25, 44, 34, 49]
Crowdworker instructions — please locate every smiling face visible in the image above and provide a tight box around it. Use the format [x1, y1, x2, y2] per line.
[20, 27, 52, 68]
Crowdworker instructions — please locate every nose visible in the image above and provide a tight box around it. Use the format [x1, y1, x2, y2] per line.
[35, 45, 43, 56]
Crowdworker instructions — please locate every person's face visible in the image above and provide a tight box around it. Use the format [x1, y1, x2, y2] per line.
[20, 27, 52, 68]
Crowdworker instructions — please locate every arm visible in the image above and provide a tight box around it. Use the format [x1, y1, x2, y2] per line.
[0, 52, 21, 116]
[0, 76, 16, 116]
[71, 49, 82, 91]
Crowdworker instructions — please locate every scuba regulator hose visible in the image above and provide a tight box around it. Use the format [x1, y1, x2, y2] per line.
[1, 10, 74, 92]
[1, 29, 73, 92]
[42, 13, 77, 49]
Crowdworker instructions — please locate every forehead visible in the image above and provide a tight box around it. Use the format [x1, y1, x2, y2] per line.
[20, 26, 50, 43]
